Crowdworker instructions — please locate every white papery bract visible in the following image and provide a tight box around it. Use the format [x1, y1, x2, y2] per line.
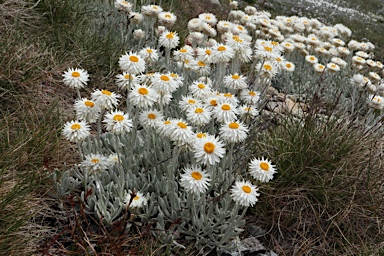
[152, 72, 179, 94]
[91, 89, 120, 110]
[62, 68, 89, 89]
[180, 166, 211, 194]
[368, 94, 384, 110]
[186, 105, 212, 126]
[240, 90, 260, 105]
[230, 180, 259, 207]
[189, 80, 212, 99]
[211, 44, 235, 63]
[193, 136, 226, 165]
[103, 110, 133, 134]
[249, 157, 277, 183]
[212, 102, 238, 123]
[223, 73, 248, 90]
[62, 120, 91, 143]
[124, 191, 148, 208]
[139, 109, 164, 129]
[118, 52, 146, 74]
[114, 0, 132, 13]
[74, 98, 100, 123]
[139, 47, 159, 65]
[169, 119, 194, 143]
[115, 73, 138, 91]
[129, 84, 158, 109]
[219, 121, 249, 143]
[159, 31, 180, 49]
[81, 153, 110, 173]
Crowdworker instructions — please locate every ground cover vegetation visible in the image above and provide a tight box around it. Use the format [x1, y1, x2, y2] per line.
[0, 0, 384, 255]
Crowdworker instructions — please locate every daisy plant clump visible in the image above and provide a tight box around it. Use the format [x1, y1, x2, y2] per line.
[52, 0, 384, 254]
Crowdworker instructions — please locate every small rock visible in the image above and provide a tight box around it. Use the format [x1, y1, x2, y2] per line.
[265, 86, 278, 96]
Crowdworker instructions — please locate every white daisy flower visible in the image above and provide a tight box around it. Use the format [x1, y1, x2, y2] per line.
[173, 45, 194, 62]
[198, 12, 217, 25]
[139, 109, 163, 129]
[220, 92, 239, 106]
[62, 68, 89, 89]
[115, 73, 138, 91]
[129, 84, 158, 109]
[186, 105, 212, 127]
[107, 153, 119, 166]
[249, 157, 277, 182]
[305, 55, 318, 64]
[91, 89, 120, 110]
[141, 4, 163, 16]
[169, 119, 194, 143]
[223, 73, 248, 90]
[103, 110, 133, 134]
[124, 190, 148, 208]
[196, 47, 213, 64]
[179, 95, 202, 112]
[156, 119, 176, 138]
[180, 166, 211, 194]
[230, 180, 260, 207]
[151, 72, 179, 94]
[158, 11, 177, 26]
[212, 102, 238, 123]
[118, 51, 146, 75]
[313, 63, 326, 73]
[193, 60, 211, 76]
[187, 18, 203, 32]
[327, 62, 340, 72]
[282, 61, 295, 72]
[138, 47, 159, 65]
[114, 0, 132, 13]
[133, 29, 145, 40]
[158, 31, 180, 49]
[74, 98, 100, 123]
[211, 44, 235, 63]
[368, 94, 384, 110]
[337, 47, 350, 56]
[239, 105, 259, 120]
[81, 153, 109, 173]
[62, 120, 91, 143]
[331, 57, 347, 68]
[240, 90, 260, 105]
[193, 136, 226, 165]
[255, 61, 278, 79]
[189, 80, 212, 99]
[219, 121, 249, 143]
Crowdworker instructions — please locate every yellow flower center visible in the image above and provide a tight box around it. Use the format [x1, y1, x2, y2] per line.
[271, 41, 279, 46]
[138, 87, 148, 95]
[191, 171, 202, 180]
[187, 99, 196, 104]
[197, 133, 206, 138]
[217, 46, 226, 51]
[249, 91, 256, 96]
[160, 75, 170, 81]
[286, 63, 292, 68]
[198, 61, 206, 67]
[133, 195, 140, 200]
[72, 71, 80, 77]
[129, 56, 139, 62]
[84, 101, 94, 107]
[260, 162, 269, 171]
[166, 33, 174, 39]
[165, 14, 172, 19]
[204, 142, 215, 154]
[164, 120, 171, 125]
[210, 99, 217, 106]
[102, 89, 112, 96]
[195, 108, 204, 114]
[148, 113, 156, 119]
[221, 104, 231, 111]
[71, 123, 81, 130]
[276, 57, 282, 62]
[197, 83, 205, 89]
[124, 74, 132, 79]
[224, 93, 232, 98]
[177, 122, 187, 129]
[229, 122, 239, 129]
[263, 64, 272, 71]
[146, 49, 153, 53]
[237, 25, 244, 30]
[242, 185, 251, 193]
[170, 73, 178, 78]
[205, 16, 211, 20]
[231, 74, 240, 80]
[91, 158, 100, 164]
[264, 46, 273, 52]
[113, 114, 124, 121]
[284, 43, 291, 47]
[318, 65, 324, 69]
[310, 56, 315, 61]
[180, 48, 187, 53]
[205, 49, 212, 55]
